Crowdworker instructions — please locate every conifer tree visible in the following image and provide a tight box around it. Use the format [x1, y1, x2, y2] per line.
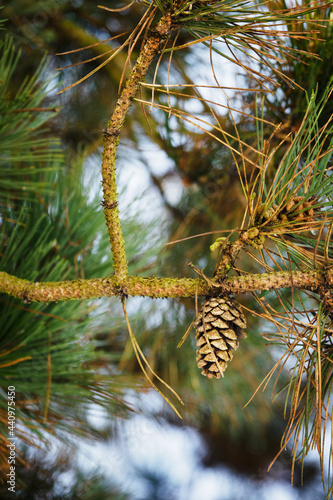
[1, 1, 333, 496]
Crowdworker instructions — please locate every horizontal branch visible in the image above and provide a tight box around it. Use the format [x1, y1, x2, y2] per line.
[0, 269, 331, 303]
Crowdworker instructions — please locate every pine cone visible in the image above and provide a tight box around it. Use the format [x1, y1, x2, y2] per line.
[195, 296, 247, 379]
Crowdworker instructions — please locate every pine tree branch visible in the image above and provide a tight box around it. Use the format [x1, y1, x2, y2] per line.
[1, 269, 331, 303]
[101, 10, 173, 280]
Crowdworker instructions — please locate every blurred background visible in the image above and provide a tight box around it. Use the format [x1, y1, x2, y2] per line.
[1, 1, 332, 498]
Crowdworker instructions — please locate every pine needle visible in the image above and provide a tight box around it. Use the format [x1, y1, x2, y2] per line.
[121, 298, 184, 418]
[98, 1, 136, 13]
[177, 317, 196, 348]
[57, 41, 130, 94]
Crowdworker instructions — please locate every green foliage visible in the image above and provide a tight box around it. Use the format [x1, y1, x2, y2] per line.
[267, 90, 333, 204]
[0, 157, 133, 460]
[254, 83, 333, 224]
[0, 36, 63, 204]
[152, 0, 326, 87]
[260, 1, 333, 127]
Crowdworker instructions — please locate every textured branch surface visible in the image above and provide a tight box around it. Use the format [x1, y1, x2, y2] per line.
[102, 11, 172, 280]
[1, 269, 331, 303]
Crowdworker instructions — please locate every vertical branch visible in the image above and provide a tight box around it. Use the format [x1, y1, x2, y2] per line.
[102, 11, 173, 280]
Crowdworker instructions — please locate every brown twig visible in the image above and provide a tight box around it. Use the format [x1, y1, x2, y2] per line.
[101, 10, 173, 280]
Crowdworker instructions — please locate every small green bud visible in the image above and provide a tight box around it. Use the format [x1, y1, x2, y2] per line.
[247, 227, 259, 239]
[210, 237, 226, 252]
